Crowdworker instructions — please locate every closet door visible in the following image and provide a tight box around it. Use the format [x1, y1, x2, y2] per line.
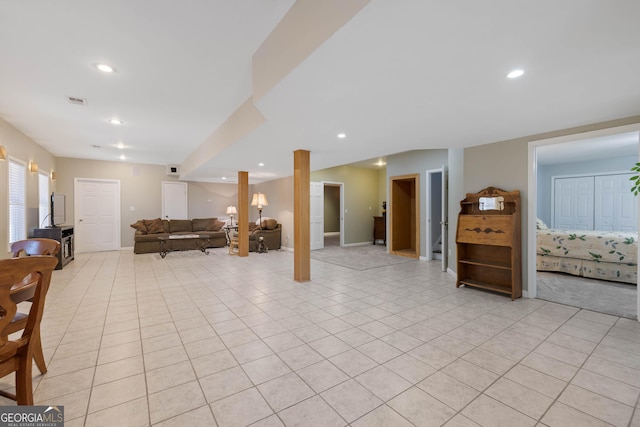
[553, 177, 594, 230]
[595, 174, 638, 232]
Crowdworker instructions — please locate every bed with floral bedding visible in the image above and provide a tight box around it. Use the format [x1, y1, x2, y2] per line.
[536, 228, 637, 284]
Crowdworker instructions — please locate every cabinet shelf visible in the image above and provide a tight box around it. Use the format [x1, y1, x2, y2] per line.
[458, 279, 512, 295]
[456, 187, 521, 300]
[458, 258, 512, 270]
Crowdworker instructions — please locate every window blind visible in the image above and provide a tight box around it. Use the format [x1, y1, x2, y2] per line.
[9, 159, 26, 243]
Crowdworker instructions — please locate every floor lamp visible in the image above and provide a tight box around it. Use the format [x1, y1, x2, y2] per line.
[251, 193, 268, 229]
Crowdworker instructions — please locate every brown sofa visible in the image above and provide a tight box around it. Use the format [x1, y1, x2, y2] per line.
[131, 218, 227, 254]
[248, 219, 281, 252]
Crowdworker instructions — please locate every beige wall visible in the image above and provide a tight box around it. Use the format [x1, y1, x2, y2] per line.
[188, 181, 240, 220]
[0, 117, 57, 258]
[249, 176, 294, 248]
[55, 158, 240, 248]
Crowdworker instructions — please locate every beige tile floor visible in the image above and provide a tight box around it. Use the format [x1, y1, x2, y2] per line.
[1, 247, 639, 426]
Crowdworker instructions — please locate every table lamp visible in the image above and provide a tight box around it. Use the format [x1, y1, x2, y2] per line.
[226, 205, 237, 226]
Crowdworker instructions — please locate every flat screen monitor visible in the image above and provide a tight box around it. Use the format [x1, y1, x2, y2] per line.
[51, 193, 66, 227]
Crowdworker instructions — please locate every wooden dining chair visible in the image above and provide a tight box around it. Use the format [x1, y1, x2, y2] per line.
[9, 238, 60, 375]
[0, 256, 57, 405]
[11, 238, 60, 259]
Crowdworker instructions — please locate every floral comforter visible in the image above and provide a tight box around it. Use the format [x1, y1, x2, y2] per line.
[536, 229, 637, 284]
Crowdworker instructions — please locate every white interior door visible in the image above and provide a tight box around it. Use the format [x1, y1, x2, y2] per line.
[310, 182, 324, 250]
[162, 181, 188, 220]
[74, 178, 120, 253]
[553, 176, 594, 229]
[426, 166, 448, 271]
[595, 173, 638, 232]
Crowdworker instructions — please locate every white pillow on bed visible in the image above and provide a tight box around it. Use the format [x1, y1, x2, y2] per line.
[536, 218, 548, 230]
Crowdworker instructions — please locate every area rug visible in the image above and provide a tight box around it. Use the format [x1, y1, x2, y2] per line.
[536, 271, 637, 319]
[311, 244, 414, 271]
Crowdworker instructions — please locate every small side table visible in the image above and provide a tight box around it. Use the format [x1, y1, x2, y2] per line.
[223, 226, 238, 246]
[373, 216, 386, 245]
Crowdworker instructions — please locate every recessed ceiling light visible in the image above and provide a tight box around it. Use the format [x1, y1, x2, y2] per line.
[258, 163, 264, 167]
[96, 64, 115, 73]
[109, 118, 123, 125]
[337, 133, 347, 139]
[119, 154, 126, 160]
[221, 177, 227, 180]
[507, 69, 524, 79]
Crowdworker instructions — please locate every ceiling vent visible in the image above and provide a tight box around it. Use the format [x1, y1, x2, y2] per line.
[67, 96, 87, 106]
[166, 164, 180, 176]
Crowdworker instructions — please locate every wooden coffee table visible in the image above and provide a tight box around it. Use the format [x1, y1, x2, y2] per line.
[158, 235, 211, 258]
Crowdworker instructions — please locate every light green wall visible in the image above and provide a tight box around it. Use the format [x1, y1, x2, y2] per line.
[324, 186, 340, 232]
[311, 165, 381, 245]
[0, 117, 56, 258]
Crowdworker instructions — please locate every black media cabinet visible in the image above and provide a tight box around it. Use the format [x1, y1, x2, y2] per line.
[34, 226, 74, 270]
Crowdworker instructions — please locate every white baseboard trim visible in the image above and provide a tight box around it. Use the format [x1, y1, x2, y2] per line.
[522, 290, 530, 298]
[324, 231, 340, 237]
[447, 268, 456, 278]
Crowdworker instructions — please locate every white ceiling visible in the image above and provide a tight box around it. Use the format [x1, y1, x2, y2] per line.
[1, 0, 640, 183]
[537, 132, 639, 166]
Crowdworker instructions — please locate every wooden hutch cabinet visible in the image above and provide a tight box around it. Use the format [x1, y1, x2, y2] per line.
[456, 187, 521, 299]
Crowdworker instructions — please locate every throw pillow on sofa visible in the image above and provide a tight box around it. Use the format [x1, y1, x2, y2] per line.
[145, 218, 166, 234]
[261, 219, 278, 230]
[130, 220, 148, 234]
[210, 220, 225, 231]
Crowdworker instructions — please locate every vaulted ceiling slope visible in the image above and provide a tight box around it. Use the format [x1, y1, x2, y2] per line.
[1, 0, 640, 183]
